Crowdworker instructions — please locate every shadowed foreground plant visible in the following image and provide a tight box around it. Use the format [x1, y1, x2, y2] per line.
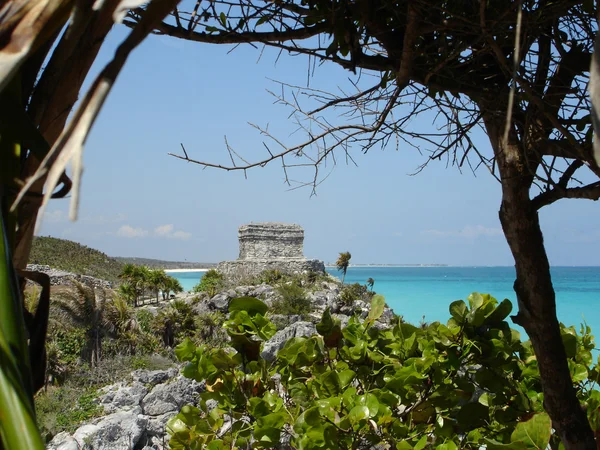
[168, 293, 600, 449]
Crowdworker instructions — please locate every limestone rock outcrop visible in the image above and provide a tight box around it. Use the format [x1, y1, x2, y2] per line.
[46, 368, 203, 450]
[217, 223, 325, 280]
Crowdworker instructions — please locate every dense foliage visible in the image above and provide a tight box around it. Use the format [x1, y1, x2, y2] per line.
[119, 264, 183, 306]
[273, 283, 313, 317]
[339, 283, 373, 306]
[168, 293, 600, 449]
[194, 270, 226, 297]
[29, 237, 124, 282]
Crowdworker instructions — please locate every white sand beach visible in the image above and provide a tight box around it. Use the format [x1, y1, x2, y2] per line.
[164, 268, 210, 273]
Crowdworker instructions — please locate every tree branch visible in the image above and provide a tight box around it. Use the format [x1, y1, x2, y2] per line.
[532, 181, 600, 209]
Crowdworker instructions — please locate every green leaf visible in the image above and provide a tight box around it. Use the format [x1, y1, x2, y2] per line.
[338, 369, 355, 389]
[449, 300, 468, 323]
[256, 14, 273, 26]
[228, 296, 269, 316]
[357, 393, 379, 417]
[467, 292, 485, 311]
[561, 330, 577, 358]
[510, 413, 552, 449]
[485, 299, 513, 325]
[348, 405, 369, 424]
[219, 12, 227, 27]
[436, 442, 458, 450]
[569, 360, 588, 383]
[367, 294, 386, 323]
[174, 338, 196, 362]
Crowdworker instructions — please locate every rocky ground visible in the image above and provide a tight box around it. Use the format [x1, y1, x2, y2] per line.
[46, 277, 395, 450]
[26, 264, 114, 289]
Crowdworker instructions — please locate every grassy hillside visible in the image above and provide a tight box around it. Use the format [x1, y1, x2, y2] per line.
[113, 257, 216, 270]
[29, 236, 124, 282]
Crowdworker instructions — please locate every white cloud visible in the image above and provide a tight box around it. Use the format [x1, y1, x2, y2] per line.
[154, 224, 174, 236]
[116, 225, 148, 238]
[115, 223, 191, 240]
[154, 224, 191, 240]
[171, 230, 192, 240]
[421, 225, 502, 239]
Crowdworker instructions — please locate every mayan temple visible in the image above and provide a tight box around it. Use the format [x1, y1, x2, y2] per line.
[217, 223, 325, 280]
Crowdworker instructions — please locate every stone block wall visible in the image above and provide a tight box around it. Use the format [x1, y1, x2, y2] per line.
[238, 223, 304, 260]
[217, 259, 325, 281]
[217, 222, 325, 281]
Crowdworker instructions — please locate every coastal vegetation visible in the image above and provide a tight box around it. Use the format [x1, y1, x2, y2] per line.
[29, 237, 124, 282]
[119, 264, 183, 307]
[156, 2, 600, 444]
[169, 293, 600, 450]
[336, 252, 352, 285]
[193, 269, 225, 297]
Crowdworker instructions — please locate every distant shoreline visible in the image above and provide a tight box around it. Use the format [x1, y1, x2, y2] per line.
[325, 264, 449, 268]
[164, 268, 209, 273]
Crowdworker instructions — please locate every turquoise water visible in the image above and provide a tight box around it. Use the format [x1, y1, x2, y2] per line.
[332, 266, 600, 335]
[169, 266, 600, 335]
[169, 271, 207, 292]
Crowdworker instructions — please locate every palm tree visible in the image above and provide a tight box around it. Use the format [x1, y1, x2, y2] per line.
[106, 295, 139, 334]
[120, 264, 151, 306]
[148, 269, 169, 304]
[51, 282, 113, 367]
[336, 252, 352, 285]
[118, 281, 137, 306]
[162, 276, 183, 300]
[366, 278, 375, 292]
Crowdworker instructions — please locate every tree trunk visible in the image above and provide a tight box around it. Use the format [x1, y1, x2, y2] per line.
[482, 111, 595, 449]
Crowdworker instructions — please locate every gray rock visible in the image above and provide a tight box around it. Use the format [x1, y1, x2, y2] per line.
[192, 300, 211, 315]
[71, 407, 147, 450]
[235, 286, 253, 296]
[261, 321, 317, 361]
[251, 284, 273, 297]
[309, 291, 328, 311]
[144, 412, 174, 437]
[46, 432, 79, 450]
[99, 381, 148, 413]
[132, 368, 178, 386]
[209, 293, 230, 312]
[141, 377, 202, 416]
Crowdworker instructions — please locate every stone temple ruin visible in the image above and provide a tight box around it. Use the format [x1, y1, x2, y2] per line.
[217, 223, 325, 280]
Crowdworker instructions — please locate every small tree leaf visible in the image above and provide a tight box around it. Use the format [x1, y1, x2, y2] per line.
[228, 296, 268, 316]
[510, 413, 552, 449]
[367, 294, 386, 323]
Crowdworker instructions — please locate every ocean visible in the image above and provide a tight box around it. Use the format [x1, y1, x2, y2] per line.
[169, 266, 600, 337]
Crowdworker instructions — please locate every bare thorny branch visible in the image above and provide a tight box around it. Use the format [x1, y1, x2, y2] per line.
[155, 1, 600, 205]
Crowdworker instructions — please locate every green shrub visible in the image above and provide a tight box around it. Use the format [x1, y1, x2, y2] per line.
[136, 309, 155, 333]
[152, 300, 197, 347]
[194, 311, 227, 346]
[36, 386, 101, 439]
[50, 328, 86, 365]
[272, 283, 313, 316]
[193, 269, 224, 297]
[339, 282, 370, 305]
[259, 269, 285, 284]
[168, 294, 599, 450]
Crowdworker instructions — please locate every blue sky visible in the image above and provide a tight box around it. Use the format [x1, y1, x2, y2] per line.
[37, 25, 600, 266]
